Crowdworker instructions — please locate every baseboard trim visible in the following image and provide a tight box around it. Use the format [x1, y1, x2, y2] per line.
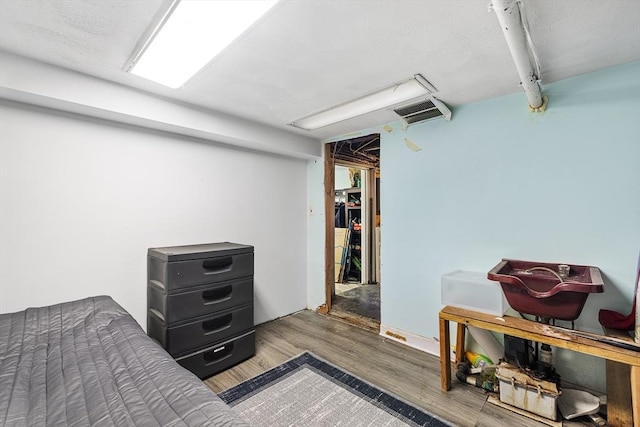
[379, 324, 454, 360]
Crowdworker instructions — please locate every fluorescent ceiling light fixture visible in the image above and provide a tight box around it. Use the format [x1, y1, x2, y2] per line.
[129, 0, 277, 88]
[290, 75, 438, 131]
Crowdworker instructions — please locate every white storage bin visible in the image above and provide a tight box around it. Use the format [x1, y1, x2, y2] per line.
[495, 363, 560, 420]
[441, 270, 508, 316]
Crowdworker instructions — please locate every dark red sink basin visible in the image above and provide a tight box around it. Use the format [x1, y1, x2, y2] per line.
[487, 259, 604, 321]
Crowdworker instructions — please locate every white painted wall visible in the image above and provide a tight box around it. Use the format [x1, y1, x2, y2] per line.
[0, 100, 309, 327]
[0, 52, 321, 160]
[335, 166, 351, 190]
[306, 156, 326, 310]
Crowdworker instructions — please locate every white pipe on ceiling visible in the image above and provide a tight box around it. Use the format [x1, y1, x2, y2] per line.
[491, 0, 544, 110]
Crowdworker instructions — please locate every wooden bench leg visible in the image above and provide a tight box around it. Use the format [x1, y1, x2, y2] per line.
[439, 316, 451, 392]
[606, 360, 633, 427]
[455, 323, 466, 365]
[632, 366, 639, 427]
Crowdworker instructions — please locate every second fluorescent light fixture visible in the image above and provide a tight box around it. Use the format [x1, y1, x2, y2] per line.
[290, 75, 438, 131]
[128, 0, 277, 88]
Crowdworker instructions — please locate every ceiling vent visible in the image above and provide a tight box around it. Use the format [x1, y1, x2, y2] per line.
[392, 97, 451, 126]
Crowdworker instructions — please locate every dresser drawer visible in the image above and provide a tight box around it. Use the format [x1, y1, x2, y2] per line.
[148, 278, 253, 325]
[149, 304, 253, 356]
[176, 330, 255, 379]
[149, 252, 253, 292]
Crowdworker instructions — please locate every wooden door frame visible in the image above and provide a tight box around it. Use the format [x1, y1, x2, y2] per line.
[323, 146, 369, 313]
[321, 135, 380, 331]
[321, 142, 335, 314]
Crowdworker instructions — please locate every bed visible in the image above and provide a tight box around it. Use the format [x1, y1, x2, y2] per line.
[0, 296, 248, 426]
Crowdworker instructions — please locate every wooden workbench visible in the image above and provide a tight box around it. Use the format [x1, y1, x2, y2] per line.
[438, 306, 640, 426]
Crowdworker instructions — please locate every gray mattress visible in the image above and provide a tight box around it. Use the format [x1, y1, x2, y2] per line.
[0, 296, 248, 426]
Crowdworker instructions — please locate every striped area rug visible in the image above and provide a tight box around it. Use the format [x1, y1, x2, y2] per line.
[218, 352, 453, 426]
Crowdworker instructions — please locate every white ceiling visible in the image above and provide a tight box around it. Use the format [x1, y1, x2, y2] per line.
[1, 0, 639, 140]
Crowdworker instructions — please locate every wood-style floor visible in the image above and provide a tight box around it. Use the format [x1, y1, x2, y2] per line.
[204, 309, 590, 427]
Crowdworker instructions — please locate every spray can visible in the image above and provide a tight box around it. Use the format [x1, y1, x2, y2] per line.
[466, 351, 493, 368]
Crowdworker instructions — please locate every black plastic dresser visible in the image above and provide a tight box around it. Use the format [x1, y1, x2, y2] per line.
[147, 242, 255, 379]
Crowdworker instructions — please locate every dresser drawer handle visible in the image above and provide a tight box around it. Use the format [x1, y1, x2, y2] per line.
[202, 314, 232, 334]
[202, 286, 232, 304]
[203, 343, 233, 365]
[201, 257, 233, 274]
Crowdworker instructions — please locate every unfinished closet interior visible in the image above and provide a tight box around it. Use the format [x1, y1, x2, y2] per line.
[329, 134, 381, 324]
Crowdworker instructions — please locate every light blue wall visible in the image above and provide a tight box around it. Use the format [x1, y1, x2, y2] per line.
[307, 62, 639, 390]
[381, 61, 639, 332]
[307, 156, 327, 309]
[379, 61, 639, 391]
